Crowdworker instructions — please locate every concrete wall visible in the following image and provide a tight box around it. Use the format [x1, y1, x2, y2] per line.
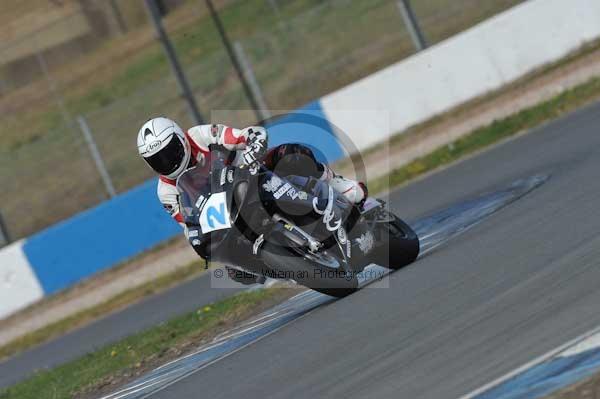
[0, 241, 44, 320]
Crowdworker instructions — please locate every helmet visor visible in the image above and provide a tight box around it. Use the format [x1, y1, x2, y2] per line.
[145, 135, 186, 176]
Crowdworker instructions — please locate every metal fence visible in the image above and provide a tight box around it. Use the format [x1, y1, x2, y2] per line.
[0, 0, 525, 241]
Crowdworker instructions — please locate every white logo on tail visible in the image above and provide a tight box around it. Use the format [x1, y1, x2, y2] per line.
[356, 231, 374, 254]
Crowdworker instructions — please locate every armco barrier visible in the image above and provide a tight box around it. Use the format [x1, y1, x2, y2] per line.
[319, 0, 600, 152]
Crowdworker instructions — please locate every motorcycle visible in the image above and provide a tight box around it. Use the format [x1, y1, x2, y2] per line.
[177, 145, 419, 298]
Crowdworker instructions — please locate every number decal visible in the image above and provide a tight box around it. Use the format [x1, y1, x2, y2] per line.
[206, 203, 226, 228]
[199, 192, 231, 233]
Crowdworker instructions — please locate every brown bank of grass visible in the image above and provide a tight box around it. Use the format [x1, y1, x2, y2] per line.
[545, 371, 600, 399]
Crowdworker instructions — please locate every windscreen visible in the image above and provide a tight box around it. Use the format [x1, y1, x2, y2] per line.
[176, 167, 211, 224]
[175, 149, 230, 224]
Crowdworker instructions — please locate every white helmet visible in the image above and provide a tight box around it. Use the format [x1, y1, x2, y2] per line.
[137, 117, 191, 179]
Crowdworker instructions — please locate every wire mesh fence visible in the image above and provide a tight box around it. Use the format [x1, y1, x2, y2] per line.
[0, 0, 526, 241]
[0, 120, 108, 239]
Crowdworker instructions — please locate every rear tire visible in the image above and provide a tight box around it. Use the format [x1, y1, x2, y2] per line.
[375, 214, 420, 270]
[260, 242, 358, 298]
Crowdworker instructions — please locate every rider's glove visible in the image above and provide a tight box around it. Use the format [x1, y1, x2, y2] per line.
[242, 137, 267, 166]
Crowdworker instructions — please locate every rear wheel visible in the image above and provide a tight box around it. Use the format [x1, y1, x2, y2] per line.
[260, 242, 358, 298]
[374, 212, 420, 270]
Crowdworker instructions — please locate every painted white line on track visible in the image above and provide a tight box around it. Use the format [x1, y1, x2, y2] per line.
[136, 296, 327, 399]
[559, 330, 600, 358]
[458, 323, 600, 399]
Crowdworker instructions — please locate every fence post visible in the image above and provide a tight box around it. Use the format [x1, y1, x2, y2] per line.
[36, 50, 73, 127]
[0, 210, 11, 247]
[145, 0, 204, 125]
[204, 0, 264, 123]
[0, 79, 7, 97]
[396, 0, 428, 51]
[233, 41, 271, 121]
[108, 0, 128, 35]
[266, 0, 281, 16]
[77, 115, 117, 199]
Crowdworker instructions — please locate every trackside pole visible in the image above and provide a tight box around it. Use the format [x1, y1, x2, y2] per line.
[77, 115, 117, 199]
[108, 0, 128, 35]
[396, 0, 428, 51]
[233, 41, 272, 121]
[145, 0, 204, 125]
[203, 0, 264, 123]
[267, 0, 280, 15]
[36, 50, 72, 128]
[0, 211, 10, 247]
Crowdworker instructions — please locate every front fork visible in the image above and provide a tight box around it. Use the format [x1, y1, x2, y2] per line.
[272, 213, 322, 253]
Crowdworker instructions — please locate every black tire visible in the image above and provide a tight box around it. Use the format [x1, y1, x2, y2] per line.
[375, 214, 420, 270]
[260, 242, 358, 298]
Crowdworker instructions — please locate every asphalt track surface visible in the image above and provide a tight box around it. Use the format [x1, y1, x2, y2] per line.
[99, 174, 547, 399]
[0, 273, 245, 389]
[4, 100, 600, 398]
[149, 101, 600, 398]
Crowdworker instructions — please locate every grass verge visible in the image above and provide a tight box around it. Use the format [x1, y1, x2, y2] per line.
[369, 75, 600, 195]
[0, 287, 296, 399]
[0, 259, 204, 362]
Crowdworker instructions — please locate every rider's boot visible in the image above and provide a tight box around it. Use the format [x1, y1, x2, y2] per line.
[319, 164, 368, 205]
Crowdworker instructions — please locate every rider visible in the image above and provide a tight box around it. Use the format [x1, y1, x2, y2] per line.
[137, 116, 367, 225]
[137, 117, 367, 281]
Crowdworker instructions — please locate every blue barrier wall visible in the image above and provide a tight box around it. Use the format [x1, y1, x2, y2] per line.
[20, 100, 342, 296]
[266, 101, 344, 164]
[23, 179, 181, 295]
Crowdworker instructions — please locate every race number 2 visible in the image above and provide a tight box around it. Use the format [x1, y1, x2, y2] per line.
[199, 192, 231, 233]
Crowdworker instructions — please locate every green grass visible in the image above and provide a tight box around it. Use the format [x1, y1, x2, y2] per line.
[369, 75, 600, 195]
[0, 288, 293, 399]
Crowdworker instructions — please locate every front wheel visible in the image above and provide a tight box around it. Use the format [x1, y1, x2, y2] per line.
[260, 242, 358, 298]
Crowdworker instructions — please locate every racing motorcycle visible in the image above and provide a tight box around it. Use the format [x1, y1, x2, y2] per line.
[177, 145, 419, 297]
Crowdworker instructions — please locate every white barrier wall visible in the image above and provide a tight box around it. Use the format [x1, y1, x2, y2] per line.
[320, 0, 600, 152]
[0, 241, 44, 319]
